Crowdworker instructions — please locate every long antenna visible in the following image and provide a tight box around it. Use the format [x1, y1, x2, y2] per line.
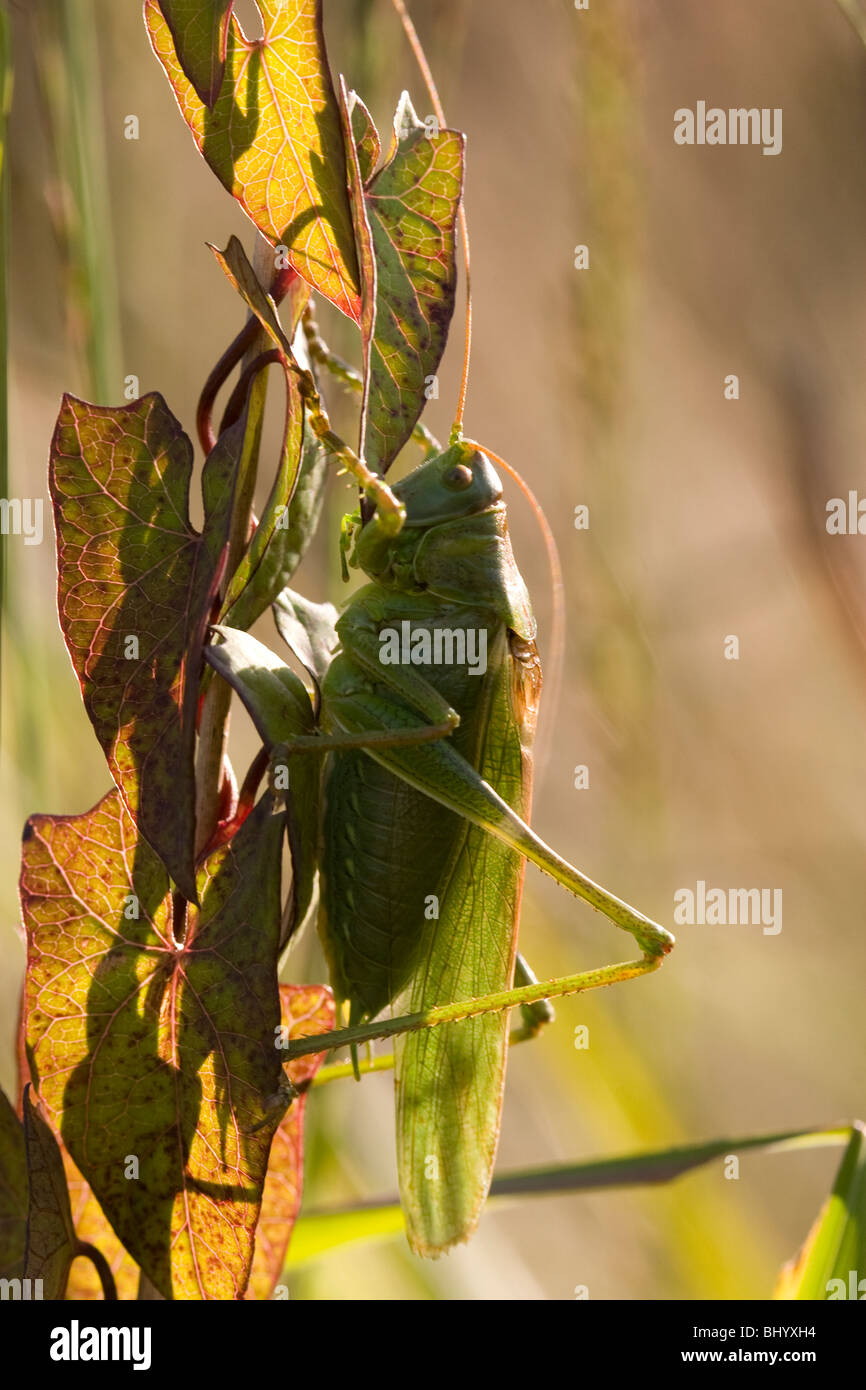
[390, 0, 471, 433]
[389, 3, 566, 748]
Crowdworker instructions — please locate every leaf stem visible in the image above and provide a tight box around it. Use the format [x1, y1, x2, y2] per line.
[75, 1240, 118, 1301]
[194, 234, 272, 860]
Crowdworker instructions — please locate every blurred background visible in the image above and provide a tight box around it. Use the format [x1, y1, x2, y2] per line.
[2, 0, 866, 1299]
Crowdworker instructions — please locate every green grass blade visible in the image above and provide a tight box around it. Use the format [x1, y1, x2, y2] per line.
[288, 1205, 407, 1267]
[835, 0, 866, 47]
[35, 0, 121, 401]
[776, 1121, 866, 1300]
[288, 1123, 854, 1268]
[0, 0, 11, 680]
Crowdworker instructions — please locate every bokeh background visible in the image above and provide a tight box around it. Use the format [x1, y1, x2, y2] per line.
[3, 0, 866, 1299]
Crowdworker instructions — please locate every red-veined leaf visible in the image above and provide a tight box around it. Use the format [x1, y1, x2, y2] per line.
[145, 0, 361, 321]
[63, 1151, 140, 1300]
[158, 1, 234, 108]
[22, 1086, 78, 1298]
[247, 983, 334, 1299]
[49, 393, 239, 902]
[0, 1084, 26, 1282]
[17, 1011, 136, 1298]
[356, 91, 464, 473]
[21, 787, 287, 1300]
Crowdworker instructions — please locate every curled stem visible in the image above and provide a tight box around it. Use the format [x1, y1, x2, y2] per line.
[74, 1240, 118, 1301]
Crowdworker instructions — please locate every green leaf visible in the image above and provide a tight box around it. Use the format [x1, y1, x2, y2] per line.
[145, 0, 362, 321]
[348, 91, 381, 186]
[21, 787, 287, 1300]
[220, 403, 328, 634]
[0, 1084, 27, 1281]
[23, 1086, 78, 1298]
[359, 91, 464, 474]
[209, 234, 293, 354]
[49, 393, 238, 902]
[273, 587, 338, 693]
[484, 1126, 851, 1196]
[247, 983, 334, 1299]
[776, 1122, 866, 1300]
[205, 626, 319, 939]
[206, 626, 314, 746]
[158, 2, 234, 108]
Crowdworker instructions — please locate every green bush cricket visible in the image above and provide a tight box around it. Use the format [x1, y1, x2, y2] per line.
[205, 243, 674, 1252]
[198, 3, 676, 1254]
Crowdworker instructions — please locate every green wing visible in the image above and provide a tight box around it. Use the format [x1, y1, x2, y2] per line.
[391, 633, 540, 1254]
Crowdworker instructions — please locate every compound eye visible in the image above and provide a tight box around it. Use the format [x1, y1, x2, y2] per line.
[443, 463, 473, 490]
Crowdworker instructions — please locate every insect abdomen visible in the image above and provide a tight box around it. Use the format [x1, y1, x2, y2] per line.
[318, 605, 502, 1023]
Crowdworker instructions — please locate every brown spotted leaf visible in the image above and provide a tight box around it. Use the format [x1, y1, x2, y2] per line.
[0, 1084, 27, 1282]
[21, 786, 287, 1300]
[158, 2, 234, 108]
[49, 394, 239, 903]
[145, 0, 361, 321]
[247, 983, 334, 1300]
[359, 91, 464, 473]
[17, 1036, 136, 1299]
[63, 1152, 140, 1300]
[23, 1086, 77, 1298]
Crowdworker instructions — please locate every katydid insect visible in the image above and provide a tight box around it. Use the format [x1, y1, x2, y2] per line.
[199, 2, 674, 1256]
[207, 429, 673, 1256]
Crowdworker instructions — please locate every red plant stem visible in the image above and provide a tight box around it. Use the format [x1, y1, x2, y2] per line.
[201, 746, 269, 855]
[219, 348, 283, 436]
[194, 237, 276, 861]
[196, 263, 298, 456]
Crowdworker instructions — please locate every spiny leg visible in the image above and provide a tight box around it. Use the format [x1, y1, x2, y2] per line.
[281, 953, 664, 1065]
